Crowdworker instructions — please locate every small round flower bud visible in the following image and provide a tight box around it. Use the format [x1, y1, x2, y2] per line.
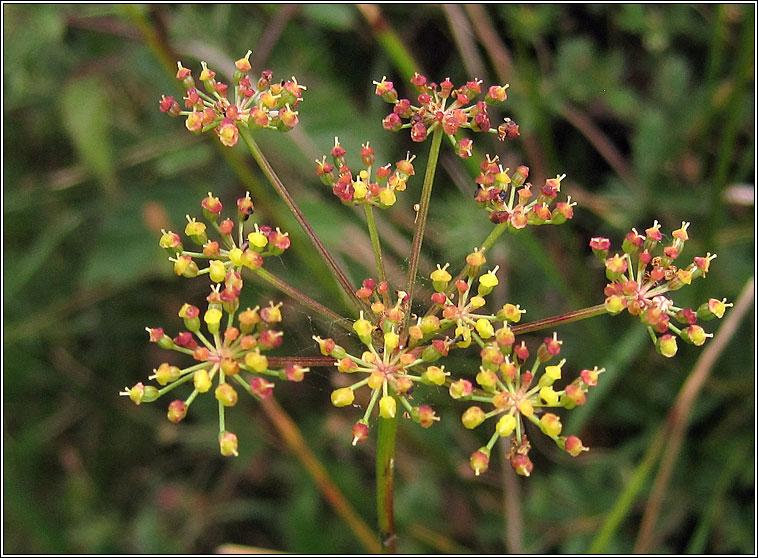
[621, 231, 643, 256]
[461, 406, 486, 429]
[697, 298, 731, 320]
[540, 386, 558, 406]
[537, 334, 562, 363]
[203, 307, 223, 335]
[542, 362, 563, 385]
[477, 268, 499, 296]
[167, 400, 188, 423]
[430, 264, 452, 292]
[486, 84, 508, 104]
[384, 330, 399, 353]
[219, 431, 239, 457]
[495, 326, 515, 347]
[146, 327, 175, 350]
[457, 138, 474, 159]
[657, 334, 678, 358]
[466, 249, 487, 273]
[121, 382, 159, 405]
[208, 260, 226, 283]
[476, 368, 500, 392]
[517, 399, 534, 417]
[201, 192, 223, 221]
[684, 324, 710, 346]
[499, 303, 525, 323]
[496, 413, 517, 437]
[220, 357, 240, 376]
[421, 365, 448, 385]
[605, 254, 628, 281]
[580, 368, 600, 387]
[589, 236, 611, 260]
[215, 383, 238, 406]
[174, 255, 199, 278]
[500, 361, 518, 382]
[470, 447, 491, 476]
[260, 301, 283, 324]
[258, 329, 283, 350]
[331, 387, 355, 407]
[412, 405, 439, 428]
[604, 295, 626, 314]
[563, 435, 588, 457]
[379, 395, 397, 419]
[285, 364, 308, 382]
[366, 370, 384, 390]
[513, 341, 530, 362]
[510, 453, 533, 477]
[562, 384, 586, 408]
[249, 376, 274, 398]
[185, 111, 203, 132]
[449, 378, 473, 399]
[194, 347, 211, 363]
[235, 50, 253, 72]
[184, 217, 208, 246]
[411, 122, 427, 142]
[244, 351, 268, 372]
[353, 313, 374, 345]
[159, 230, 183, 255]
[475, 319, 495, 339]
[352, 420, 370, 445]
[540, 413, 562, 437]
[153, 363, 181, 386]
[193, 369, 212, 393]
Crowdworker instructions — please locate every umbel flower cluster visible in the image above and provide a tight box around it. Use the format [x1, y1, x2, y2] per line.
[315, 246, 602, 475]
[375, 72, 517, 157]
[122, 189, 304, 456]
[591, 220, 729, 358]
[159, 50, 305, 147]
[315, 138, 416, 207]
[473, 154, 576, 229]
[135, 51, 730, 476]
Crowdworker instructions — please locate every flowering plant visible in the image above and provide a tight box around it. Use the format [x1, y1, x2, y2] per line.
[123, 45, 734, 553]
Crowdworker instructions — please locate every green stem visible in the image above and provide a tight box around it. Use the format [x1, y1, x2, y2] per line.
[403, 127, 444, 333]
[364, 204, 387, 284]
[511, 303, 608, 336]
[252, 267, 353, 332]
[480, 222, 509, 253]
[376, 411, 400, 553]
[355, 4, 421, 82]
[238, 126, 364, 314]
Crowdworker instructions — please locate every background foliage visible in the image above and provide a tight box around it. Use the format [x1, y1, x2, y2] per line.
[3, 4, 754, 554]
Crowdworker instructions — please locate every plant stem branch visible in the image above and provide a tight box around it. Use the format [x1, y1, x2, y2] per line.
[364, 204, 387, 284]
[259, 396, 382, 553]
[252, 267, 353, 332]
[355, 4, 421, 81]
[376, 412, 400, 553]
[238, 126, 364, 314]
[511, 303, 608, 336]
[403, 127, 444, 333]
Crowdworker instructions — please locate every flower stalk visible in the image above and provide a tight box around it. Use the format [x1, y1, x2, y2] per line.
[376, 410, 399, 553]
[252, 267, 352, 332]
[239, 126, 365, 314]
[403, 126, 444, 333]
[512, 304, 609, 336]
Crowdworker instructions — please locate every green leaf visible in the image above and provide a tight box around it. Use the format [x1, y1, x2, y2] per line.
[301, 4, 355, 30]
[60, 76, 118, 194]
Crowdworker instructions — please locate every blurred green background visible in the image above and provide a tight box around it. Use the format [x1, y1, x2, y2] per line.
[3, 4, 754, 554]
